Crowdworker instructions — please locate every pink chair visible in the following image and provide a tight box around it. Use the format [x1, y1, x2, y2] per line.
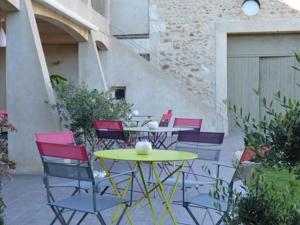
[159, 110, 173, 127]
[0, 109, 8, 119]
[94, 119, 128, 150]
[35, 131, 110, 201]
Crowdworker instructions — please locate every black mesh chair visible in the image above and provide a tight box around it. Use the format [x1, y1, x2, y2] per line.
[36, 141, 133, 225]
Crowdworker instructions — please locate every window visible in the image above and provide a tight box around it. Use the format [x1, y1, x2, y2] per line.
[113, 87, 126, 100]
[139, 53, 150, 61]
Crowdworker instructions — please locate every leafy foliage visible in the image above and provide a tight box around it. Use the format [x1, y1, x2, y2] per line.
[0, 116, 16, 224]
[213, 169, 300, 225]
[227, 89, 300, 168]
[53, 81, 132, 149]
[50, 74, 67, 88]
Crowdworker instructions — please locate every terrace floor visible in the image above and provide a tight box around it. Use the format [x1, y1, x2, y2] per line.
[3, 133, 243, 225]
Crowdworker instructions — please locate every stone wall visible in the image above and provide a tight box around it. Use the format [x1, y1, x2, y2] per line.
[149, 0, 300, 109]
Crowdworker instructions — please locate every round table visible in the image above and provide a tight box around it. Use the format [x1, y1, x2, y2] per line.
[94, 149, 198, 225]
[124, 127, 194, 149]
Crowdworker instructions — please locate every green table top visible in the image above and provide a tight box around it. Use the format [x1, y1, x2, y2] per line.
[94, 149, 198, 162]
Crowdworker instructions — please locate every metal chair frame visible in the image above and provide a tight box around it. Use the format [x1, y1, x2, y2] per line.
[37, 141, 133, 225]
[179, 146, 253, 225]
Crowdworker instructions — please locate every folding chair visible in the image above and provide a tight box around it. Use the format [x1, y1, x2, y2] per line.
[94, 120, 129, 150]
[157, 131, 225, 189]
[180, 150, 248, 225]
[37, 141, 133, 225]
[160, 117, 203, 149]
[173, 117, 203, 131]
[35, 131, 108, 194]
[159, 110, 172, 127]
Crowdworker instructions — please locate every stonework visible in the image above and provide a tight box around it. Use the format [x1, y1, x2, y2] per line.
[149, 0, 300, 109]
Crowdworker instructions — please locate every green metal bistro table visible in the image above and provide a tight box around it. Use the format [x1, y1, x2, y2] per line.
[94, 149, 198, 225]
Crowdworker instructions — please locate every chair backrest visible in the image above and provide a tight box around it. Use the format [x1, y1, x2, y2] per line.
[94, 119, 126, 141]
[173, 117, 203, 131]
[159, 111, 173, 127]
[94, 119, 123, 130]
[177, 131, 224, 144]
[176, 131, 225, 161]
[0, 109, 7, 119]
[35, 131, 75, 145]
[36, 141, 93, 181]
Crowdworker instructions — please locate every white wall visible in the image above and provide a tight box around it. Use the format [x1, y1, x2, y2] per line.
[43, 44, 79, 83]
[0, 48, 6, 108]
[100, 38, 216, 131]
[110, 0, 149, 35]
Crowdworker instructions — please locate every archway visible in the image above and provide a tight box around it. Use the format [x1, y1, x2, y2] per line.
[35, 16, 80, 84]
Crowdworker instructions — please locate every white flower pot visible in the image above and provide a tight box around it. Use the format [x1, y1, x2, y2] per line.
[148, 121, 159, 130]
[135, 141, 152, 155]
[132, 110, 139, 116]
[238, 161, 261, 180]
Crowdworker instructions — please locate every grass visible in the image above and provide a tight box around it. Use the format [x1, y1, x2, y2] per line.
[250, 167, 300, 204]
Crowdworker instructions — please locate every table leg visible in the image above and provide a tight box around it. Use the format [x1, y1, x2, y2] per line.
[151, 162, 185, 225]
[99, 158, 134, 225]
[137, 162, 159, 225]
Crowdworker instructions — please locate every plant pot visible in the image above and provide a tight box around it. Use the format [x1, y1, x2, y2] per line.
[237, 161, 261, 180]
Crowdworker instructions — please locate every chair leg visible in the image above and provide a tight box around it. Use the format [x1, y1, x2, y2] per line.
[67, 210, 77, 224]
[76, 213, 88, 225]
[183, 205, 200, 225]
[207, 210, 215, 224]
[116, 205, 128, 225]
[215, 216, 223, 225]
[96, 212, 107, 225]
[50, 206, 68, 225]
[50, 208, 64, 225]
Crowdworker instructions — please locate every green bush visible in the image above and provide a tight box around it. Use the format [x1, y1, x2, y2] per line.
[221, 171, 300, 225]
[53, 81, 132, 149]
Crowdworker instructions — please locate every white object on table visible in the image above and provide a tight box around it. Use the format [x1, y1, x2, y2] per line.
[135, 140, 153, 155]
[132, 110, 139, 116]
[148, 121, 159, 130]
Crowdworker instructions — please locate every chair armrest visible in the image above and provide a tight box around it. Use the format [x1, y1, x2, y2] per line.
[183, 172, 230, 185]
[212, 162, 235, 169]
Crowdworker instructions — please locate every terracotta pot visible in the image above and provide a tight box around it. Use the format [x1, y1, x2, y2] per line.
[240, 146, 271, 162]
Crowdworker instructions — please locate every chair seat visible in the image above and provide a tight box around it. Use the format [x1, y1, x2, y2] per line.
[150, 178, 214, 188]
[50, 193, 128, 213]
[185, 193, 228, 212]
[52, 179, 110, 190]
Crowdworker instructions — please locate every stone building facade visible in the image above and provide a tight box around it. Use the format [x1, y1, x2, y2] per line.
[148, 0, 300, 129]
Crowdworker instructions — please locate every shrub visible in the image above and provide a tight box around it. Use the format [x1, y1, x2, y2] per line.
[53, 81, 132, 149]
[0, 116, 16, 224]
[219, 171, 300, 225]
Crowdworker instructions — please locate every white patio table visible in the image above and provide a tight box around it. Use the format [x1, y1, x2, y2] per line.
[124, 126, 193, 149]
[129, 115, 152, 126]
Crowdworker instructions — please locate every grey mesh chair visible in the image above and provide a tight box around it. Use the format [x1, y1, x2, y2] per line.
[180, 160, 243, 224]
[36, 141, 133, 225]
[35, 131, 110, 196]
[158, 131, 225, 189]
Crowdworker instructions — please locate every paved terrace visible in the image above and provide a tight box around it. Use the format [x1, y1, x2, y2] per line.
[3, 133, 243, 225]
